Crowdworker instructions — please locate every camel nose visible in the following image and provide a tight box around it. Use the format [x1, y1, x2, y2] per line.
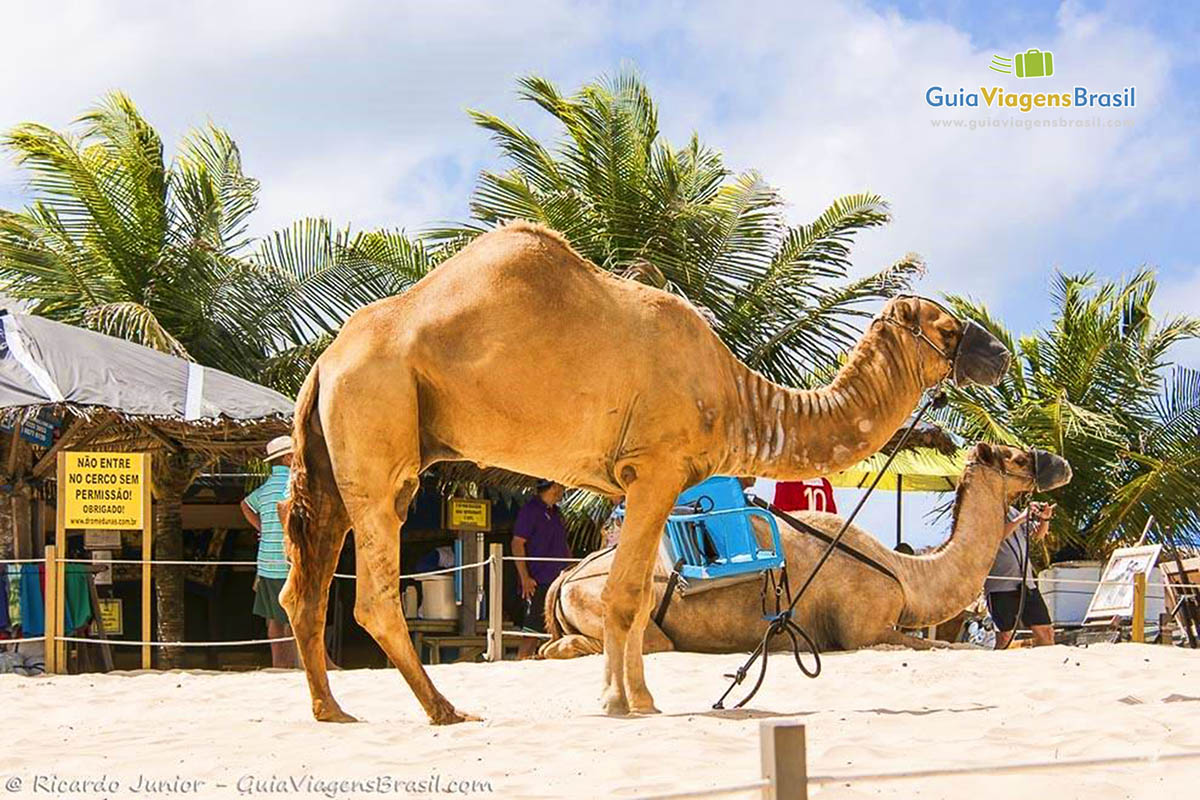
[953, 321, 1011, 386]
[1033, 450, 1072, 491]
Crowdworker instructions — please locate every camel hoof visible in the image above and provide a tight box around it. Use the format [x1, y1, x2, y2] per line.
[631, 703, 661, 715]
[601, 693, 631, 716]
[431, 708, 480, 726]
[314, 706, 359, 724]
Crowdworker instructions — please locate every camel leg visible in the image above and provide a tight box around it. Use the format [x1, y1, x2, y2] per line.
[873, 628, 943, 650]
[347, 478, 477, 725]
[601, 475, 680, 716]
[539, 616, 672, 660]
[279, 510, 351, 722]
[539, 634, 603, 659]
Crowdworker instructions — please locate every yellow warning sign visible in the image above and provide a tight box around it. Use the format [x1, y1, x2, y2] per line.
[97, 597, 123, 635]
[445, 497, 492, 531]
[61, 452, 149, 530]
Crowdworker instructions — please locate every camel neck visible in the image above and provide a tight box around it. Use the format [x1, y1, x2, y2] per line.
[892, 467, 1012, 626]
[723, 321, 929, 479]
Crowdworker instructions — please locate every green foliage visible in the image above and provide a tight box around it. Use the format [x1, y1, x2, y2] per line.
[942, 271, 1200, 558]
[0, 93, 267, 375]
[432, 70, 920, 387]
[0, 94, 440, 395]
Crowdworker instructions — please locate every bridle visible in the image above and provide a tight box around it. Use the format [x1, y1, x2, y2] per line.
[875, 295, 973, 384]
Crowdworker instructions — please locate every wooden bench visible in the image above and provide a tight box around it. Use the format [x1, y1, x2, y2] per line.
[422, 635, 488, 664]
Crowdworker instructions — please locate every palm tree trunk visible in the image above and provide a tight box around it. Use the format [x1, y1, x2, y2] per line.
[153, 483, 185, 667]
[152, 452, 203, 669]
[0, 495, 13, 562]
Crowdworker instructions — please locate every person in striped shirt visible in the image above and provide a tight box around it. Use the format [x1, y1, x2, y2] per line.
[241, 436, 298, 668]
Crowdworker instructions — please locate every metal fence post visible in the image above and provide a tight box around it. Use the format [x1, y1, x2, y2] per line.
[760, 720, 807, 799]
[487, 543, 503, 662]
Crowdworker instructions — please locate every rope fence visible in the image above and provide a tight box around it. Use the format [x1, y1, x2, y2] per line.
[13, 555, 1190, 589]
[56, 635, 296, 648]
[10, 546, 1197, 671]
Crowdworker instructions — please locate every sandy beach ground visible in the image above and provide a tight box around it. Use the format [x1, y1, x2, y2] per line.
[3, 643, 1198, 799]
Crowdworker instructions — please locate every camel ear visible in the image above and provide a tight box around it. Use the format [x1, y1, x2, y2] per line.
[895, 296, 921, 326]
[974, 442, 994, 464]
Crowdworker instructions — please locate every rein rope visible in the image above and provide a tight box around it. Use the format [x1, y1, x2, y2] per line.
[712, 387, 948, 710]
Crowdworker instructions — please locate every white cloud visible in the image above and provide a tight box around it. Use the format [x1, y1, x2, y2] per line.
[622, 1, 1189, 311]
[0, 0, 1193, 344]
[0, 0, 609, 234]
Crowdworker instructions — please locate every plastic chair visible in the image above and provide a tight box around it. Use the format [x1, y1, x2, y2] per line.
[665, 476, 784, 581]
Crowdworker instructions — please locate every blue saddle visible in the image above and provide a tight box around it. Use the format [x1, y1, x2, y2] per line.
[665, 476, 785, 581]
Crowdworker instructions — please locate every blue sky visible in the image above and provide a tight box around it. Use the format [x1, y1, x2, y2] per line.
[1, 1, 1196, 545]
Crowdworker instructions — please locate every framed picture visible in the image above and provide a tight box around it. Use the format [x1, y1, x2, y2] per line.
[1084, 544, 1162, 620]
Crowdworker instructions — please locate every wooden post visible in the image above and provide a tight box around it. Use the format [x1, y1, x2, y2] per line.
[760, 720, 807, 800]
[458, 530, 479, 636]
[142, 455, 153, 669]
[53, 453, 67, 673]
[55, 542, 66, 670]
[487, 543, 503, 662]
[43, 544, 57, 674]
[1159, 612, 1176, 646]
[1132, 572, 1146, 644]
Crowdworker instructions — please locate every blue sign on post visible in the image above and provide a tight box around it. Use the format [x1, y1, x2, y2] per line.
[0, 410, 59, 448]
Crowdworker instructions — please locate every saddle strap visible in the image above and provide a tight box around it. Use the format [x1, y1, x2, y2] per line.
[653, 558, 686, 627]
[748, 497, 901, 585]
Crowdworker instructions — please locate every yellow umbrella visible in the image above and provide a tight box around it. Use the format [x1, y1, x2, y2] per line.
[827, 447, 966, 547]
[828, 447, 966, 492]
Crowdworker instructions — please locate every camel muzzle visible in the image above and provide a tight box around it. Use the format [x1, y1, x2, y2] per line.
[1033, 449, 1072, 491]
[953, 321, 1011, 387]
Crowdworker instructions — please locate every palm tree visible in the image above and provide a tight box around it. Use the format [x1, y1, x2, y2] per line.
[942, 270, 1200, 560]
[0, 93, 268, 373]
[431, 71, 921, 388]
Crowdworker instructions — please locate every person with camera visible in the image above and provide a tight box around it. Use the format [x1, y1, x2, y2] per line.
[986, 501, 1056, 649]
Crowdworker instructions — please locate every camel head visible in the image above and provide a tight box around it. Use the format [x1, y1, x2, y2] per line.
[966, 442, 1073, 494]
[878, 296, 1010, 387]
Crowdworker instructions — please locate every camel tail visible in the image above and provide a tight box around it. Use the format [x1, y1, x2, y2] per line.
[543, 570, 567, 641]
[284, 364, 341, 566]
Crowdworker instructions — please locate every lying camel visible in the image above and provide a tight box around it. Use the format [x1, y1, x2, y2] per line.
[541, 443, 1071, 657]
[278, 221, 1010, 724]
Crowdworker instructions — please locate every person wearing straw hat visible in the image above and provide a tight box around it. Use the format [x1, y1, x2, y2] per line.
[241, 435, 299, 667]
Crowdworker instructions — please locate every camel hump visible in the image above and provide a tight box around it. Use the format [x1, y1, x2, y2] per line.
[493, 220, 579, 254]
[461, 221, 602, 279]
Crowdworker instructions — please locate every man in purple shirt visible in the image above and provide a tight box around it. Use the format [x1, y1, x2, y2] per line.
[512, 479, 571, 657]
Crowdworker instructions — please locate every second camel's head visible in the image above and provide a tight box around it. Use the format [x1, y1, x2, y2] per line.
[965, 442, 1073, 494]
[877, 296, 1011, 388]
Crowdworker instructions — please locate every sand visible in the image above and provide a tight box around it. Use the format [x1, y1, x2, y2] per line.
[3, 643, 1199, 799]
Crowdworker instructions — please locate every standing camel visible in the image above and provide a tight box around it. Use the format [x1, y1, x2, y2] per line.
[278, 222, 1010, 724]
[540, 443, 1072, 657]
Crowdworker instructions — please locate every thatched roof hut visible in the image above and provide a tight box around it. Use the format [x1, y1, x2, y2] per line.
[0, 311, 291, 666]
